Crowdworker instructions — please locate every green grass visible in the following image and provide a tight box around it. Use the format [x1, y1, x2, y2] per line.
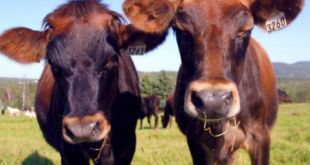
[1, 103, 310, 165]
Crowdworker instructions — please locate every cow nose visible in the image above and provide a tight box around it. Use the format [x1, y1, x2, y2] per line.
[191, 91, 233, 117]
[63, 112, 110, 144]
[65, 121, 101, 141]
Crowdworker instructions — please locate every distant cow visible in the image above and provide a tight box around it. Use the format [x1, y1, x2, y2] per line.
[23, 108, 36, 118]
[139, 95, 160, 129]
[6, 107, 20, 117]
[161, 94, 174, 129]
[0, 105, 4, 115]
[0, 1, 167, 164]
[278, 89, 292, 103]
[123, 0, 303, 164]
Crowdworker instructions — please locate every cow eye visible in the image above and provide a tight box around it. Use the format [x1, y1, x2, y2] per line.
[110, 55, 118, 62]
[47, 59, 54, 66]
[236, 29, 252, 38]
[50, 65, 59, 74]
[47, 60, 58, 72]
[177, 6, 184, 13]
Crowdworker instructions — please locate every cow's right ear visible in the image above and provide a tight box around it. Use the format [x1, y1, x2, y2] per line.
[250, 0, 304, 32]
[122, 0, 178, 33]
[0, 27, 52, 64]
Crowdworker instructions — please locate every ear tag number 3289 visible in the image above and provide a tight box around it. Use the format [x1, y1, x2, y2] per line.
[266, 12, 287, 33]
[126, 44, 146, 55]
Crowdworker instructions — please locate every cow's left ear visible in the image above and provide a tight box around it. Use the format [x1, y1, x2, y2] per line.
[123, 0, 177, 34]
[121, 24, 168, 55]
[107, 15, 168, 55]
[0, 28, 52, 64]
[250, 0, 304, 32]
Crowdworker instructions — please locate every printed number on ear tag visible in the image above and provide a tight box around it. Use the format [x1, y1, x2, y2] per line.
[126, 44, 146, 55]
[266, 12, 287, 33]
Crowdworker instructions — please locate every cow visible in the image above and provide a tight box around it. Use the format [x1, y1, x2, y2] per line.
[0, 0, 167, 164]
[123, 0, 304, 164]
[139, 95, 160, 129]
[6, 106, 20, 117]
[0, 105, 4, 115]
[0, 101, 3, 114]
[23, 108, 37, 118]
[161, 94, 174, 129]
[278, 89, 292, 103]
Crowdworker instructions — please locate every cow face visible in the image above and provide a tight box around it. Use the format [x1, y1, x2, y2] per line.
[46, 11, 121, 144]
[172, 0, 255, 120]
[123, 0, 304, 120]
[0, 1, 167, 144]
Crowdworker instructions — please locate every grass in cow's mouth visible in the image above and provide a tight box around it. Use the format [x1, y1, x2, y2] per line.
[203, 112, 240, 151]
[91, 136, 108, 163]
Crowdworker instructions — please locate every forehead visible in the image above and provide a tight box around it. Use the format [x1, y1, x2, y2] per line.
[181, 0, 249, 20]
[176, 0, 254, 34]
[45, 2, 120, 64]
[45, 1, 119, 35]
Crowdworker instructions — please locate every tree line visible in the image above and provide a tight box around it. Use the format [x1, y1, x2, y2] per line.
[0, 79, 37, 109]
[1, 75, 310, 110]
[139, 71, 175, 108]
[277, 78, 310, 103]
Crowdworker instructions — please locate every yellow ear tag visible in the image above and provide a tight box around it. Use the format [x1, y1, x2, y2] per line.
[126, 43, 146, 55]
[266, 10, 287, 33]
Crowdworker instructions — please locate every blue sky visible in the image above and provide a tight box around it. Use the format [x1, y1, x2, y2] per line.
[0, 0, 309, 79]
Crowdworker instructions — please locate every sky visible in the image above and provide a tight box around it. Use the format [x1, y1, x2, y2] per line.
[0, 0, 309, 79]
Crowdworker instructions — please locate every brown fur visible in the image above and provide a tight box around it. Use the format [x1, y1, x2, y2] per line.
[139, 95, 160, 129]
[0, 1, 169, 164]
[123, 0, 179, 33]
[0, 28, 52, 64]
[123, 0, 304, 164]
[161, 94, 174, 128]
[277, 89, 292, 103]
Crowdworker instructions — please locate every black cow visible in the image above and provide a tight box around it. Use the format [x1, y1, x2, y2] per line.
[161, 94, 174, 129]
[139, 95, 160, 129]
[0, 0, 167, 164]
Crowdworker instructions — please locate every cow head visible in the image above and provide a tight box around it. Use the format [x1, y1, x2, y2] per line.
[123, 0, 304, 121]
[0, 0, 167, 144]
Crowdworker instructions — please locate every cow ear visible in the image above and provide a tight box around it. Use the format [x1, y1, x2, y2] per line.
[0, 27, 52, 64]
[250, 0, 304, 31]
[121, 24, 168, 55]
[122, 0, 177, 33]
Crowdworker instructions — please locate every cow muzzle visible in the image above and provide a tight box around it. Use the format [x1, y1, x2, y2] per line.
[184, 81, 240, 121]
[62, 112, 110, 144]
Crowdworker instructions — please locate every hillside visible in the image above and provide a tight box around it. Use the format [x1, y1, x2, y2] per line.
[138, 61, 310, 80]
[0, 77, 37, 83]
[1, 61, 310, 107]
[1, 61, 309, 82]
[273, 61, 310, 79]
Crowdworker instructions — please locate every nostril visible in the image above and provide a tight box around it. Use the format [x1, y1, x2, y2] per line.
[191, 91, 204, 110]
[221, 92, 233, 107]
[221, 91, 232, 99]
[65, 125, 75, 140]
[91, 122, 101, 137]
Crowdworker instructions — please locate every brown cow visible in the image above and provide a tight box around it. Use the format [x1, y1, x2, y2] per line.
[278, 89, 292, 103]
[139, 95, 160, 129]
[161, 94, 174, 128]
[0, 1, 167, 164]
[123, 0, 304, 164]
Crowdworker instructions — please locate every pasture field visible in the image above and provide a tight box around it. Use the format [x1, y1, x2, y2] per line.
[0, 103, 309, 165]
